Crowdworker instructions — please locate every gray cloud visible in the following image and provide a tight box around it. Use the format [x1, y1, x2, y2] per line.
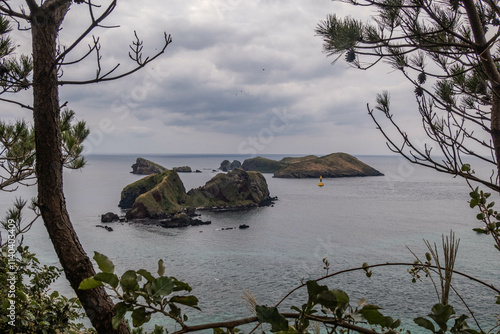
[1, 0, 422, 155]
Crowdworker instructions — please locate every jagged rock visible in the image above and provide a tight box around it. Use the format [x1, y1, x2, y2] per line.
[131, 158, 167, 175]
[219, 160, 242, 171]
[230, 160, 241, 170]
[125, 170, 187, 219]
[195, 170, 202, 173]
[186, 168, 271, 209]
[219, 160, 231, 172]
[158, 213, 211, 228]
[101, 212, 119, 222]
[119, 172, 168, 209]
[122, 168, 273, 220]
[173, 166, 192, 173]
[242, 153, 383, 178]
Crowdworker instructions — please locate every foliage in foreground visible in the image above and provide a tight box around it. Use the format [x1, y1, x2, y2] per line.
[0, 245, 92, 334]
[79, 249, 500, 334]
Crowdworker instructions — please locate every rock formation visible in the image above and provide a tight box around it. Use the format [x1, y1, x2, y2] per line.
[101, 212, 119, 223]
[173, 166, 192, 173]
[242, 153, 383, 178]
[122, 168, 273, 220]
[186, 168, 271, 209]
[119, 172, 168, 209]
[219, 159, 241, 172]
[124, 170, 187, 219]
[131, 157, 167, 175]
[241, 157, 284, 173]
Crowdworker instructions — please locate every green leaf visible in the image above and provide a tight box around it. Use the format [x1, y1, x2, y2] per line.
[461, 164, 471, 172]
[170, 295, 200, 309]
[120, 270, 139, 293]
[476, 213, 485, 220]
[93, 252, 115, 274]
[131, 307, 151, 327]
[414, 317, 435, 332]
[469, 189, 479, 200]
[173, 277, 193, 292]
[256, 305, 289, 332]
[151, 276, 174, 297]
[306, 280, 328, 305]
[359, 304, 388, 327]
[137, 269, 155, 283]
[469, 198, 478, 208]
[94, 272, 119, 288]
[496, 295, 500, 305]
[112, 302, 130, 329]
[158, 259, 165, 277]
[78, 277, 103, 290]
[472, 228, 488, 234]
[428, 303, 455, 331]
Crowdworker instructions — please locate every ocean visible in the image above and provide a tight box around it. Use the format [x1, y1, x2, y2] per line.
[2, 154, 499, 332]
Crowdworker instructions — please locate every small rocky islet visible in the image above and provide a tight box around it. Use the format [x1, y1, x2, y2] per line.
[101, 153, 382, 229]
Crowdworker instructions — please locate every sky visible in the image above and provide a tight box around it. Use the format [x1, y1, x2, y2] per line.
[3, 0, 425, 156]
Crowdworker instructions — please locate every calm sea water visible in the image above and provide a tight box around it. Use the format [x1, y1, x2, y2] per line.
[2, 154, 499, 332]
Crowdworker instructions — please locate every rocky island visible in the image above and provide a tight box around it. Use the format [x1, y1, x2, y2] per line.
[131, 157, 167, 175]
[241, 152, 383, 178]
[119, 168, 274, 223]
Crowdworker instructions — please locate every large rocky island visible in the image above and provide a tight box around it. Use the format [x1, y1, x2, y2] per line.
[120, 168, 274, 220]
[241, 152, 383, 178]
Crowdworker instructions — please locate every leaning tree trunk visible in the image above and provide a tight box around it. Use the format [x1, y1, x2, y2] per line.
[30, 1, 129, 333]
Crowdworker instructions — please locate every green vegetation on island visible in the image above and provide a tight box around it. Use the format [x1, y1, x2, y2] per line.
[121, 168, 273, 220]
[241, 152, 383, 178]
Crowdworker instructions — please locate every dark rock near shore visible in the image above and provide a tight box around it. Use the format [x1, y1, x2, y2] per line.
[101, 212, 119, 222]
[157, 213, 211, 228]
[131, 157, 167, 175]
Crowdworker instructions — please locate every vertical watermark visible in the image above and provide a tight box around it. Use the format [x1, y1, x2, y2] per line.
[6, 219, 17, 327]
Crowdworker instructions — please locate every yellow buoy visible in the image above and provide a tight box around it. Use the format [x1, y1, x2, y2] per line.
[318, 175, 324, 187]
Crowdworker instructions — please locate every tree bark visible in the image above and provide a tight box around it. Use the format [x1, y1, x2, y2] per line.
[463, 0, 500, 182]
[30, 1, 129, 333]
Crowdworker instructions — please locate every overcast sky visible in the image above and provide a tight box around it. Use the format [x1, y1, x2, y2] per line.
[4, 0, 424, 156]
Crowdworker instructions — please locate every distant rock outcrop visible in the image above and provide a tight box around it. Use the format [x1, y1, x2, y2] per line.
[219, 160, 241, 172]
[122, 168, 273, 220]
[131, 158, 167, 175]
[242, 153, 383, 178]
[173, 166, 192, 173]
[241, 157, 284, 173]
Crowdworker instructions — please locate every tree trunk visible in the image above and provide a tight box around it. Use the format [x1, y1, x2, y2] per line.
[463, 0, 500, 182]
[30, 2, 129, 333]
